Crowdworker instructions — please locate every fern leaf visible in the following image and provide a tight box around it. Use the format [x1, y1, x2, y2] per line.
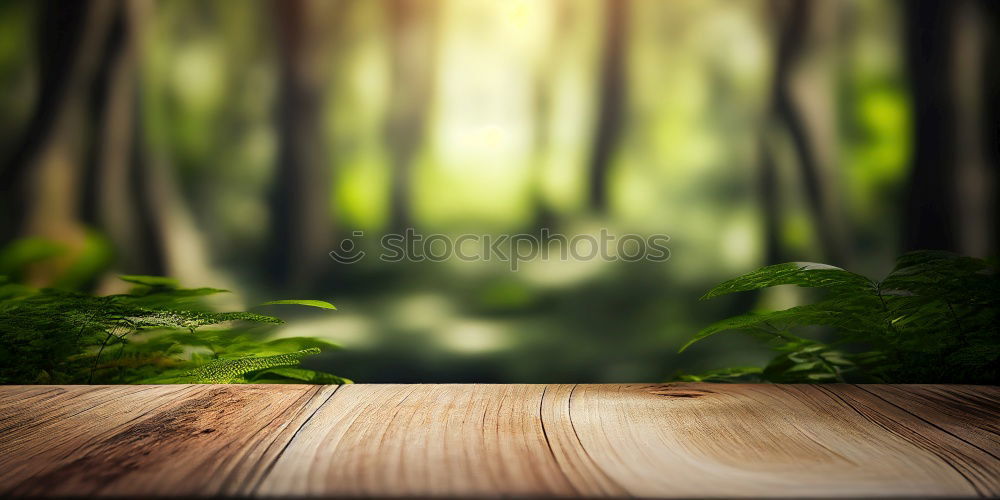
[121, 309, 282, 331]
[249, 367, 352, 384]
[679, 298, 879, 352]
[674, 366, 763, 382]
[0, 263, 350, 384]
[259, 299, 337, 310]
[259, 336, 341, 351]
[701, 262, 875, 300]
[882, 251, 998, 306]
[684, 251, 999, 384]
[118, 275, 180, 288]
[188, 348, 321, 383]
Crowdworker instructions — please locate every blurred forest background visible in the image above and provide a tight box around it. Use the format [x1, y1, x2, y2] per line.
[0, 0, 996, 382]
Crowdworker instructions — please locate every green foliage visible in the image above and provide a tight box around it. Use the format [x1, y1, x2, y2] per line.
[118, 275, 182, 288]
[0, 232, 113, 289]
[248, 367, 352, 384]
[698, 262, 876, 300]
[260, 299, 337, 310]
[681, 251, 998, 384]
[189, 348, 322, 383]
[673, 366, 763, 383]
[0, 273, 349, 384]
[0, 238, 65, 277]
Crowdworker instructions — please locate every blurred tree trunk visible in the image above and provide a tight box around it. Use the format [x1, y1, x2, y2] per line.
[951, 0, 994, 257]
[982, 0, 1000, 253]
[0, 0, 115, 286]
[2, 0, 199, 283]
[84, 0, 166, 274]
[270, 0, 332, 290]
[757, 139, 783, 265]
[902, 0, 995, 256]
[768, 0, 848, 266]
[0, 0, 112, 245]
[118, 2, 224, 289]
[529, 0, 570, 230]
[902, 1, 959, 253]
[587, 0, 629, 214]
[385, 0, 437, 232]
[529, 70, 557, 230]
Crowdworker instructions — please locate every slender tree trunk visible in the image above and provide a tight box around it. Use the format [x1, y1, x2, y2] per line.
[0, 0, 115, 287]
[950, 0, 993, 256]
[384, 0, 437, 233]
[900, 0, 994, 256]
[587, 0, 629, 214]
[270, 0, 332, 290]
[529, 70, 557, 230]
[0, 0, 113, 244]
[770, 0, 847, 265]
[529, 0, 570, 230]
[981, 0, 1000, 255]
[85, 0, 165, 274]
[902, 0, 958, 252]
[757, 138, 783, 265]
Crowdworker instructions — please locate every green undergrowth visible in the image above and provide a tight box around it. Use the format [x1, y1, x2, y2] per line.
[0, 273, 349, 384]
[678, 251, 998, 383]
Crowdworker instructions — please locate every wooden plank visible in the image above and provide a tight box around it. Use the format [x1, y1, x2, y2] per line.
[539, 384, 628, 496]
[0, 384, 996, 498]
[258, 384, 576, 497]
[0, 384, 334, 497]
[856, 384, 1000, 459]
[824, 384, 1000, 496]
[559, 384, 989, 497]
[0, 385, 195, 491]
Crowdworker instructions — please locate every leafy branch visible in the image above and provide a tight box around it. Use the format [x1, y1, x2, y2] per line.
[0, 274, 349, 384]
[678, 251, 998, 383]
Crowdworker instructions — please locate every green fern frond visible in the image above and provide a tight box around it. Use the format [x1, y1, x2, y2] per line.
[682, 250, 999, 384]
[700, 262, 876, 300]
[118, 275, 180, 288]
[249, 367, 352, 384]
[188, 348, 321, 383]
[120, 309, 282, 331]
[0, 261, 347, 384]
[674, 366, 763, 382]
[259, 299, 337, 310]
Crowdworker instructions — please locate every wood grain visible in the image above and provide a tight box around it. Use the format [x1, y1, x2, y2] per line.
[0, 384, 997, 498]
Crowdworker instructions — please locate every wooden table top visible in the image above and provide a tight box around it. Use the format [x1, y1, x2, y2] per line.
[0, 384, 997, 498]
